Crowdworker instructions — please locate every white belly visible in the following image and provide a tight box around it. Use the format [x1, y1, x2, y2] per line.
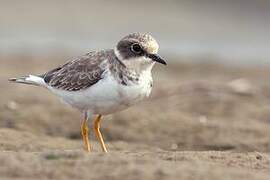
[48, 72, 153, 115]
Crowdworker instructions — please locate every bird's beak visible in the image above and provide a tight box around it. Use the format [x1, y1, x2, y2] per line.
[146, 54, 167, 65]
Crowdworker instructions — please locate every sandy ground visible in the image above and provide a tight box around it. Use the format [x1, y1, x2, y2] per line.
[1, 55, 270, 179]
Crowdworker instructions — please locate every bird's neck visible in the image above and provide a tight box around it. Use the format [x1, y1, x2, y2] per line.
[109, 50, 154, 86]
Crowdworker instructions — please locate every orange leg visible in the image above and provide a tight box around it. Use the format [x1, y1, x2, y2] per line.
[94, 115, 108, 153]
[81, 118, 91, 152]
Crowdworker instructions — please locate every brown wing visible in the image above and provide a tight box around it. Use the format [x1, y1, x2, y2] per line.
[43, 51, 107, 91]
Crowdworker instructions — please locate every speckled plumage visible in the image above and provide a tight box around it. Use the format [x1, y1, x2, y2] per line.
[43, 51, 106, 91]
[41, 49, 141, 92]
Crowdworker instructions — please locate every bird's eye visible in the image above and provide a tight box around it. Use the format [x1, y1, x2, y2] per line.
[131, 43, 142, 54]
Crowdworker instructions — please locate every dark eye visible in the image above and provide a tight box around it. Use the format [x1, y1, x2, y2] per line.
[131, 43, 142, 54]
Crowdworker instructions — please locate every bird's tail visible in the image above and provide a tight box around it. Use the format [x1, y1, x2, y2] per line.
[9, 75, 46, 86]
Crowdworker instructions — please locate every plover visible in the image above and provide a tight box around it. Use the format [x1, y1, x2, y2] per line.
[9, 33, 167, 152]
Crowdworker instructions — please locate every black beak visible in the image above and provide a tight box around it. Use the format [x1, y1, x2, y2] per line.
[146, 54, 167, 65]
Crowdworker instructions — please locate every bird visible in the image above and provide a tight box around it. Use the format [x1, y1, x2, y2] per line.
[9, 33, 167, 153]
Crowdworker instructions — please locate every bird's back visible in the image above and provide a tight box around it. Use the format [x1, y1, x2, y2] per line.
[42, 50, 113, 91]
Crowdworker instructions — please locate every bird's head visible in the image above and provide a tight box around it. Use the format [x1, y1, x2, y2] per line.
[114, 33, 166, 71]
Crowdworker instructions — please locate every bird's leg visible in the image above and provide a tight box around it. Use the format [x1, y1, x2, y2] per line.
[81, 112, 91, 152]
[93, 114, 108, 153]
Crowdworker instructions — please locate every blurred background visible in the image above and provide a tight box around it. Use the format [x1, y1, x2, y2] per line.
[1, 1, 270, 179]
[1, 0, 270, 64]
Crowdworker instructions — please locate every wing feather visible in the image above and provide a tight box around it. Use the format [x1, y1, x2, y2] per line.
[43, 52, 107, 91]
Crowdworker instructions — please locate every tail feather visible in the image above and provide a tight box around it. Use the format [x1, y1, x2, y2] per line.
[9, 75, 45, 86]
